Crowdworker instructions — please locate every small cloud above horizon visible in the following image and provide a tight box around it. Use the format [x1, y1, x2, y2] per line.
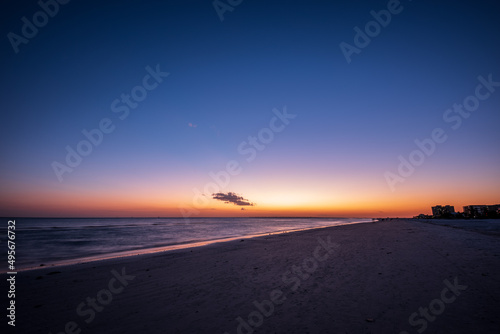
[212, 192, 255, 207]
[188, 123, 197, 128]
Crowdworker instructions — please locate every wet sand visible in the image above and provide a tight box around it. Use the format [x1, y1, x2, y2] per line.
[8, 219, 500, 333]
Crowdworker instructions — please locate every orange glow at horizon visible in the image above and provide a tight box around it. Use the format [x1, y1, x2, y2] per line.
[1, 164, 498, 218]
[2, 187, 498, 218]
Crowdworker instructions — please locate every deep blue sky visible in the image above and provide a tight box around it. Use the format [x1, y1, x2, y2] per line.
[1, 0, 499, 217]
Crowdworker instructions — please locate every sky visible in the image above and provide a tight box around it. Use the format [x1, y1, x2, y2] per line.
[1, 0, 499, 218]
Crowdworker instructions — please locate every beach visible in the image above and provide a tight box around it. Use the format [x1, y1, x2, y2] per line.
[8, 219, 500, 333]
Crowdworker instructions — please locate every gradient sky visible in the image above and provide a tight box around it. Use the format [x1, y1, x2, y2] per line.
[1, 0, 499, 218]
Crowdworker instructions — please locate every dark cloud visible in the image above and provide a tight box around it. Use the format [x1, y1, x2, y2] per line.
[212, 192, 255, 206]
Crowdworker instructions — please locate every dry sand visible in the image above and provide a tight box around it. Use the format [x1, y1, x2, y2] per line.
[6, 219, 500, 333]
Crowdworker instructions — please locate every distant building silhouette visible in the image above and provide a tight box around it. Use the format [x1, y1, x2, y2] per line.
[414, 203, 500, 219]
[431, 205, 455, 218]
[463, 204, 500, 218]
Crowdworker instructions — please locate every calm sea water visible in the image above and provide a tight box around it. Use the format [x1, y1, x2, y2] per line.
[2, 217, 372, 270]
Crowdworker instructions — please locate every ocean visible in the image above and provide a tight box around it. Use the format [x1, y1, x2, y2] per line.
[3, 217, 372, 271]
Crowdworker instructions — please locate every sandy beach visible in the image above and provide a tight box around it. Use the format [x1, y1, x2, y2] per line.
[7, 219, 500, 333]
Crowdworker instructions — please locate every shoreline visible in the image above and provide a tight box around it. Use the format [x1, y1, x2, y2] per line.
[8, 218, 500, 333]
[8, 219, 375, 273]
